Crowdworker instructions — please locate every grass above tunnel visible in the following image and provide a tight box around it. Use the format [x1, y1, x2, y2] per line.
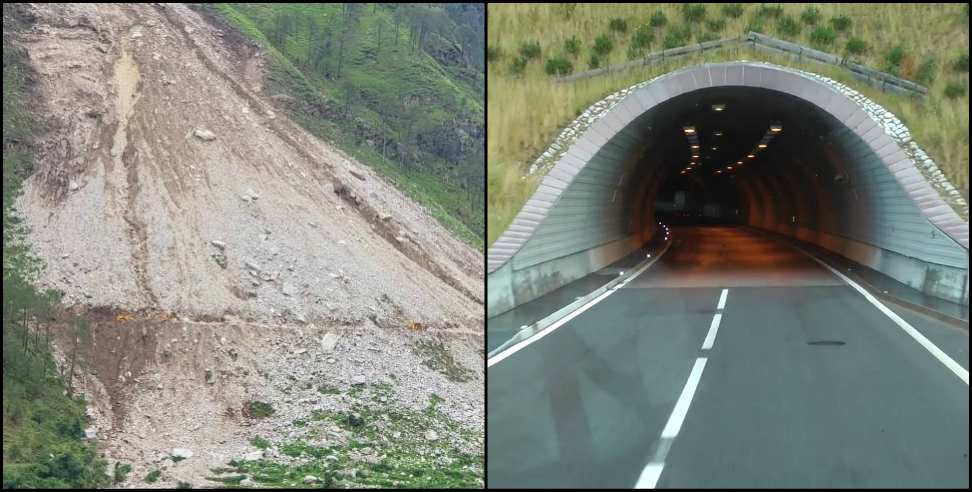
[487, 3, 969, 246]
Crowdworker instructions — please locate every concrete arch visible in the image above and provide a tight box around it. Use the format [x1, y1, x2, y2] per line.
[488, 62, 969, 316]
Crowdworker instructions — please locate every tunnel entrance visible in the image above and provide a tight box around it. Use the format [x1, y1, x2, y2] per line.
[489, 62, 969, 316]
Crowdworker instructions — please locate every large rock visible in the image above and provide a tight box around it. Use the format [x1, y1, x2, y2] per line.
[193, 128, 217, 141]
[242, 450, 263, 462]
[320, 333, 339, 353]
[303, 475, 319, 484]
[171, 448, 193, 460]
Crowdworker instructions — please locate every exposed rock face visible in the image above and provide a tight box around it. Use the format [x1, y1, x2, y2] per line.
[14, 3, 484, 330]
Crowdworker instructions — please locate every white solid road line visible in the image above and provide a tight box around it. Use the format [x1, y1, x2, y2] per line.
[488, 239, 670, 368]
[486, 289, 614, 367]
[701, 313, 722, 350]
[801, 250, 969, 386]
[716, 288, 728, 310]
[635, 357, 709, 488]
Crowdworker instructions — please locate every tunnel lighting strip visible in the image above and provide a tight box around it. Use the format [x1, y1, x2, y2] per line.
[717, 123, 782, 175]
[682, 125, 701, 174]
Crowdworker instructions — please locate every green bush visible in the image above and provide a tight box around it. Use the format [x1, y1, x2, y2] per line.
[177, 481, 193, 489]
[558, 3, 577, 19]
[830, 15, 852, 31]
[519, 40, 541, 59]
[705, 18, 726, 32]
[486, 46, 499, 62]
[663, 25, 691, 49]
[778, 16, 800, 37]
[250, 436, 271, 449]
[682, 4, 706, 23]
[544, 57, 573, 75]
[757, 5, 784, 18]
[915, 57, 937, 85]
[650, 11, 668, 27]
[246, 401, 275, 418]
[699, 31, 720, 43]
[626, 43, 644, 60]
[944, 82, 966, 99]
[113, 462, 132, 484]
[509, 56, 527, 75]
[593, 34, 613, 55]
[800, 6, 821, 25]
[886, 46, 905, 67]
[609, 18, 628, 33]
[809, 26, 836, 48]
[845, 38, 867, 56]
[632, 24, 654, 49]
[954, 53, 969, 72]
[564, 36, 581, 56]
[722, 4, 744, 19]
[145, 470, 162, 483]
[588, 54, 600, 69]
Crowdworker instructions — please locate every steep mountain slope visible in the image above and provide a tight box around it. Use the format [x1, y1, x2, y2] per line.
[6, 2, 483, 488]
[203, 3, 486, 246]
[15, 2, 482, 329]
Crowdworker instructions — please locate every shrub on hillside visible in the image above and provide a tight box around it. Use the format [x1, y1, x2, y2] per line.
[632, 24, 654, 50]
[706, 18, 726, 32]
[682, 4, 706, 23]
[800, 6, 821, 25]
[778, 16, 800, 37]
[593, 34, 613, 55]
[564, 36, 581, 57]
[545, 57, 573, 76]
[830, 15, 852, 31]
[519, 40, 541, 59]
[944, 82, 966, 99]
[650, 11, 668, 27]
[588, 54, 601, 69]
[509, 56, 527, 75]
[609, 18, 628, 33]
[809, 26, 836, 48]
[722, 4, 744, 19]
[756, 5, 784, 18]
[885, 46, 905, 67]
[699, 32, 720, 43]
[845, 38, 867, 56]
[954, 53, 969, 72]
[486, 46, 500, 62]
[915, 57, 937, 85]
[663, 25, 691, 49]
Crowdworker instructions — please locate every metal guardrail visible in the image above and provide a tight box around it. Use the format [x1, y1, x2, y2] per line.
[554, 31, 928, 97]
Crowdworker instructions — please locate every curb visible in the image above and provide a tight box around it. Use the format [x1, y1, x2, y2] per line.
[487, 237, 673, 363]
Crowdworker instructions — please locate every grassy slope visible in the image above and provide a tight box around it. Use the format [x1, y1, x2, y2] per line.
[487, 3, 970, 246]
[2, 36, 109, 489]
[208, 3, 485, 249]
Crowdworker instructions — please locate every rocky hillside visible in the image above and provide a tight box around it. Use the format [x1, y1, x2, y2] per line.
[5, 3, 483, 488]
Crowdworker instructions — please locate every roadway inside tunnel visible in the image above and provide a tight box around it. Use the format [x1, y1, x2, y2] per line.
[487, 226, 969, 488]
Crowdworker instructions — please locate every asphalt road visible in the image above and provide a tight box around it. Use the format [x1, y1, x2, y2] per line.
[487, 226, 969, 488]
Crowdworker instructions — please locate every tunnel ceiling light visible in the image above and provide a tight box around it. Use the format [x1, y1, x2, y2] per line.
[736, 161, 743, 165]
[691, 144, 699, 149]
[713, 131, 723, 137]
[715, 170, 722, 174]
[727, 166, 733, 170]
[711, 146, 718, 151]
[770, 123, 783, 133]
[683, 126, 696, 134]
[758, 143, 768, 149]
[747, 154, 756, 159]
[712, 104, 726, 112]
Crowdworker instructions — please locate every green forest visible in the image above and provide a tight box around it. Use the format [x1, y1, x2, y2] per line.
[3, 27, 109, 488]
[195, 3, 486, 248]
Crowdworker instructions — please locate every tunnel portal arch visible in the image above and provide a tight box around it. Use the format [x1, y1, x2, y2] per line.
[488, 62, 969, 316]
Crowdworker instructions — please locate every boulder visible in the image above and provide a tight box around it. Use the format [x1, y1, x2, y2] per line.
[320, 333, 339, 353]
[242, 450, 263, 462]
[193, 128, 217, 141]
[171, 448, 193, 460]
[303, 476, 319, 484]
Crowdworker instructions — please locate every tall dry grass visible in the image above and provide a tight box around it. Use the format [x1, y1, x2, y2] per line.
[488, 3, 969, 246]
